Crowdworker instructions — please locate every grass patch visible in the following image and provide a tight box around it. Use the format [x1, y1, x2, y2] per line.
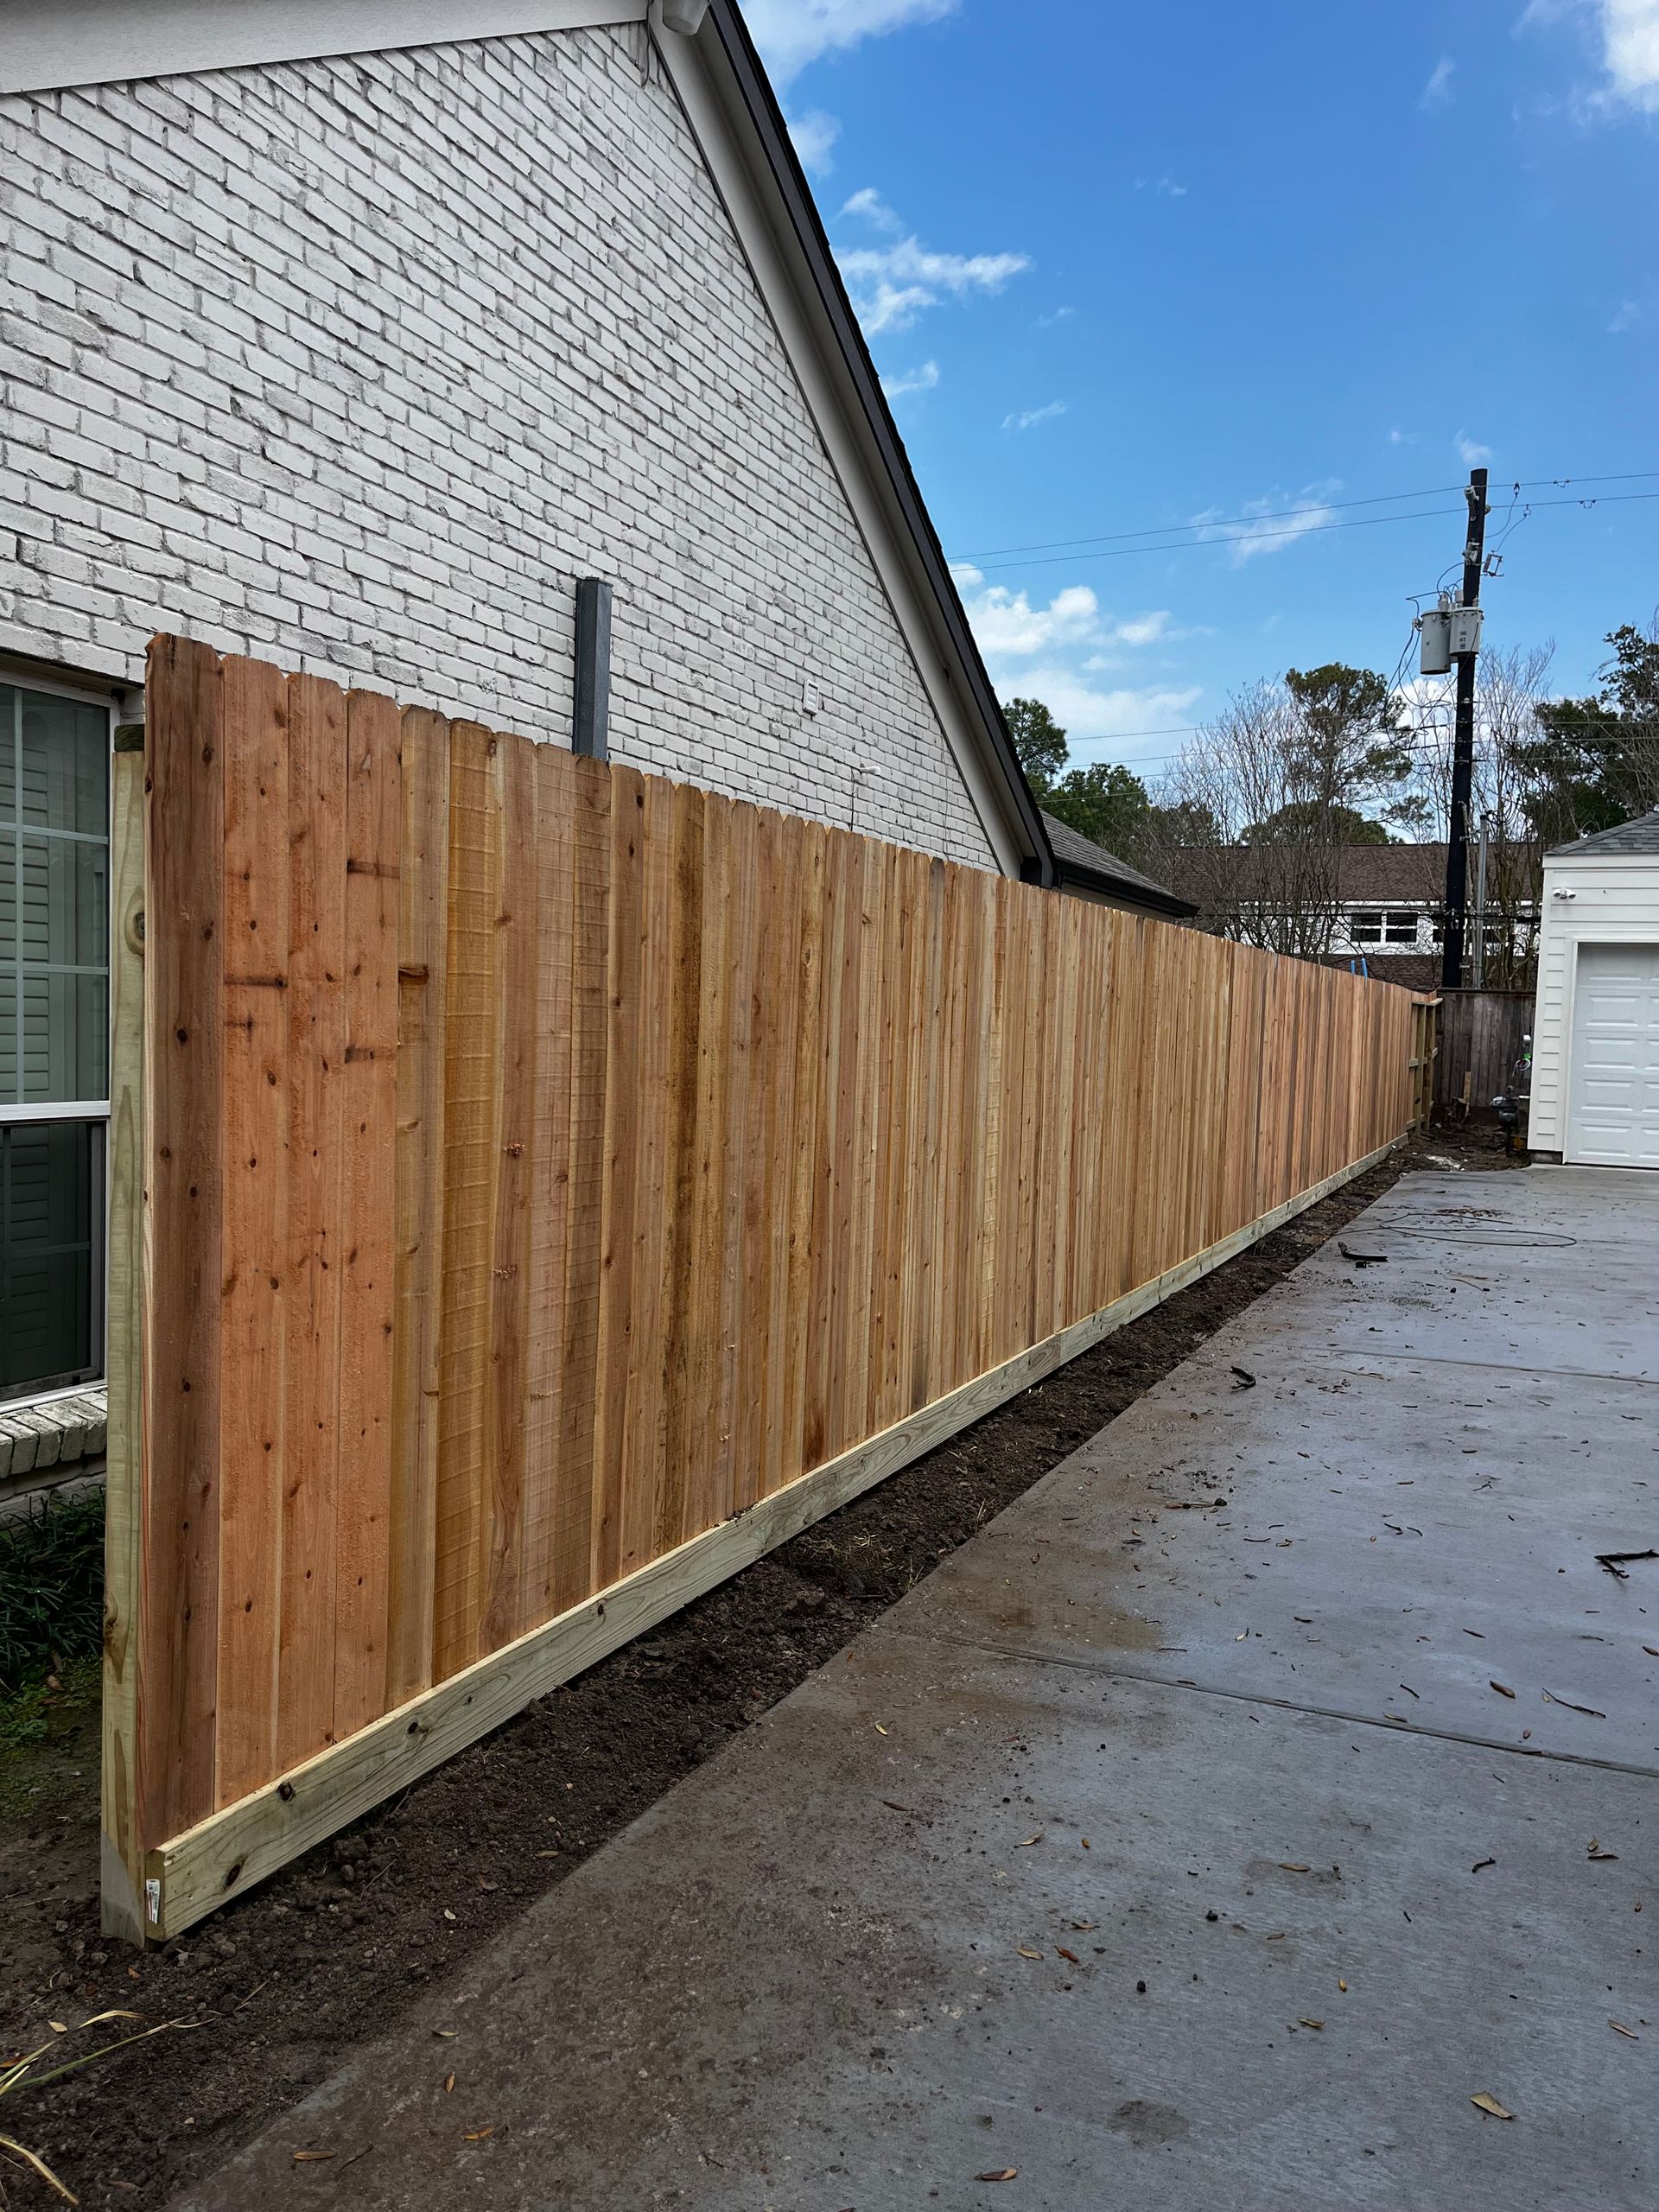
[0, 1489, 104, 1696]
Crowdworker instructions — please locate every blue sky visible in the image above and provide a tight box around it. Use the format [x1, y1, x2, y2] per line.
[745, 0, 1659, 780]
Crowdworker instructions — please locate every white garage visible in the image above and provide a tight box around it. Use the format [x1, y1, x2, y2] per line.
[1529, 810, 1659, 1168]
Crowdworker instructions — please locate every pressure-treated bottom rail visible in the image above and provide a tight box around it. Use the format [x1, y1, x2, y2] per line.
[142, 1135, 1397, 1939]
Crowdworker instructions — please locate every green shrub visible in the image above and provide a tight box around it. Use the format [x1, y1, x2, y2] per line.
[0, 1487, 105, 1693]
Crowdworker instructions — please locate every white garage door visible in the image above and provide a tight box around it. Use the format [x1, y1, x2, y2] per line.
[1567, 943, 1659, 1168]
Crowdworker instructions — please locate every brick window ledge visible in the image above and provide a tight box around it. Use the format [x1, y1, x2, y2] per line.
[0, 1389, 108, 1501]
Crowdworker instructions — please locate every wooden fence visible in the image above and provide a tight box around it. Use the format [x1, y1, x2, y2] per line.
[1433, 988, 1531, 1122]
[103, 638, 1423, 1942]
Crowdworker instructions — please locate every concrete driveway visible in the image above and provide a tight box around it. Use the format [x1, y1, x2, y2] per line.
[181, 1167, 1659, 2211]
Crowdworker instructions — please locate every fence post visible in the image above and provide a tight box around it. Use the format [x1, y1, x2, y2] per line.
[101, 736, 147, 1944]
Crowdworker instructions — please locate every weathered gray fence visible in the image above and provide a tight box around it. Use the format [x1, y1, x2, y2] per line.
[1434, 989, 1532, 1119]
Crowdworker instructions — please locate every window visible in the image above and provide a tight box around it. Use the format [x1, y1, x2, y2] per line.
[1383, 910, 1420, 945]
[1350, 910, 1382, 944]
[1, 679, 110, 1403]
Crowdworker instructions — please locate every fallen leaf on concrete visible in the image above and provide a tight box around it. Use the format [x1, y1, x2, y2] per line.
[1470, 2094, 1514, 2120]
[1543, 1691, 1605, 1718]
[1298, 2018, 1324, 2030]
[462, 2127, 494, 2143]
[1644, 1647, 1659, 1658]
[874, 1724, 888, 1736]
[1490, 1681, 1516, 1699]
[1472, 1859, 1497, 1873]
[1071, 1921, 1096, 1931]
[47, 2023, 67, 2036]
[1236, 1630, 1249, 1641]
[433, 2031, 457, 2040]
[1611, 2022, 1640, 2039]
[292, 2151, 335, 2164]
[1278, 1863, 1311, 1873]
[1400, 1683, 1420, 1699]
[1080, 1838, 1091, 1849]
[1588, 1841, 1619, 1861]
[1057, 1948, 1080, 1965]
[1230, 1366, 1257, 1390]
[442, 1909, 457, 1922]
[1017, 1948, 1043, 1961]
[1338, 1980, 1348, 1993]
[1463, 1628, 1485, 1639]
[1015, 1834, 1043, 1847]
[976, 2171, 1018, 2183]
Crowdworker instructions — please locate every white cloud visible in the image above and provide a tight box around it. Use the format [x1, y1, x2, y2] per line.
[788, 110, 842, 174]
[1002, 399, 1068, 433]
[959, 582, 1103, 658]
[837, 225, 1033, 334]
[1135, 173, 1188, 196]
[1192, 484, 1342, 565]
[1598, 0, 1659, 106]
[1456, 429, 1494, 466]
[1610, 296, 1642, 330]
[1036, 306, 1077, 328]
[1001, 672, 1203, 749]
[1421, 54, 1457, 107]
[743, 0, 960, 87]
[841, 187, 903, 232]
[1389, 427, 1419, 445]
[1521, 0, 1659, 111]
[880, 359, 940, 399]
[1103, 610, 1173, 649]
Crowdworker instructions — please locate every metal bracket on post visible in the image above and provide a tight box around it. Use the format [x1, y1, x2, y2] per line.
[573, 579, 613, 762]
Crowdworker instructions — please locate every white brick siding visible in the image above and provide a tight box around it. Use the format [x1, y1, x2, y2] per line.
[0, 22, 999, 866]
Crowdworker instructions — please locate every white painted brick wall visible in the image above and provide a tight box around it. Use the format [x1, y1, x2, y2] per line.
[0, 22, 998, 866]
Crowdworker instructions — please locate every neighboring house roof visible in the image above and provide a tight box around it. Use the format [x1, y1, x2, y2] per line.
[1171, 843, 1451, 906]
[1, 0, 1058, 888]
[1040, 811, 1198, 920]
[1548, 809, 1659, 859]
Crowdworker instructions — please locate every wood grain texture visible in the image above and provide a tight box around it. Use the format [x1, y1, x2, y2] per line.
[214, 656, 290, 1807]
[387, 707, 449, 1707]
[140, 634, 225, 1849]
[116, 642, 1422, 1941]
[101, 747, 147, 1944]
[277, 675, 346, 1771]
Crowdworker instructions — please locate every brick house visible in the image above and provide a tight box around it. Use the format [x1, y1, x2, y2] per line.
[0, 1, 1198, 1462]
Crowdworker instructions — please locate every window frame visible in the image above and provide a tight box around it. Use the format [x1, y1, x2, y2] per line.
[0, 666, 117, 1408]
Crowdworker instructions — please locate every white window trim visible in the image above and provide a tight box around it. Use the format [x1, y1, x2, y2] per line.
[1, 667, 117, 1412]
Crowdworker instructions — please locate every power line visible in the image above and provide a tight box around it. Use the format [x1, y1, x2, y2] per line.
[954, 474, 1659, 572]
[956, 483, 1465, 563]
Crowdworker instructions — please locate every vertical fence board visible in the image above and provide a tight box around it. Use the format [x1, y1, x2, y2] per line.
[334, 691, 401, 1735]
[435, 725, 504, 1681]
[387, 707, 449, 1707]
[141, 636, 226, 1846]
[101, 746, 146, 1943]
[480, 733, 538, 1654]
[215, 658, 290, 1806]
[278, 676, 346, 1770]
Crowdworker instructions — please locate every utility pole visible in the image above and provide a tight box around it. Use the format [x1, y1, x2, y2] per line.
[1439, 466, 1489, 991]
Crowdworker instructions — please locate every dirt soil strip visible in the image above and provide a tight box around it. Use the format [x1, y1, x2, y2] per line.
[0, 1128, 1515, 2209]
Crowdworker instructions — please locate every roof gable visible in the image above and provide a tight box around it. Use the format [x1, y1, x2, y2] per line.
[3, 0, 1055, 885]
[1548, 810, 1659, 859]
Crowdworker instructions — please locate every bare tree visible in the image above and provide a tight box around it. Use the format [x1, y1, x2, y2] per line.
[1405, 645, 1554, 988]
[1151, 675, 1400, 959]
